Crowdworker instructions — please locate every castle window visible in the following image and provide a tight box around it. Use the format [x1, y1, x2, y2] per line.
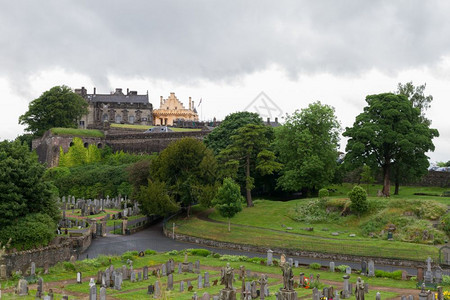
[115, 115, 122, 123]
[102, 114, 108, 121]
[129, 115, 135, 124]
[84, 142, 89, 148]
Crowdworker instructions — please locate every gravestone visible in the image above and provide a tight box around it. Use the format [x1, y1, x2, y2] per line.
[168, 274, 174, 290]
[195, 260, 201, 273]
[368, 260, 375, 277]
[188, 262, 194, 273]
[299, 273, 305, 286]
[30, 262, 36, 276]
[364, 283, 369, 294]
[154, 280, 161, 298]
[376, 292, 381, 300]
[198, 274, 203, 289]
[193, 292, 198, 300]
[147, 285, 154, 295]
[329, 262, 335, 272]
[96, 270, 103, 284]
[438, 286, 443, 300]
[361, 261, 367, 275]
[89, 278, 96, 287]
[267, 249, 273, 266]
[288, 258, 294, 267]
[345, 266, 351, 274]
[202, 292, 211, 300]
[162, 264, 167, 276]
[143, 266, 149, 280]
[114, 272, 122, 290]
[0, 265, 7, 280]
[101, 272, 106, 287]
[402, 270, 408, 281]
[251, 281, 257, 298]
[425, 257, 433, 283]
[204, 272, 210, 288]
[130, 270, 136, 282]
[335, 291, 340, 300]
[99, 287, 106, 300]
[294, 260, 299, 268]
[323, 287, 329, 299]
[89, 285, 97, 300]
[435, 267, 443, 284]
[138, 271, 142, 281]
[77, 272, 82, 284]
[342, 275, 350, 298]
[178, 263, 183, 274]
[16, 279, 29, 296]
[417, 267, 424, 282]
[36, 277, 44, 298]
[312, 287, 320, 300]
[280, 254, 286, 265]
[180, 280, 185, 292]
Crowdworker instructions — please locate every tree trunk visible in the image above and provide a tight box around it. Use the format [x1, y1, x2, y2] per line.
[187, 205, 191, 218]
[394, 180, 399, 195]
[245, 155, 253, 207]
[382, 164, 391, 197]
[228, 218, 231, 232]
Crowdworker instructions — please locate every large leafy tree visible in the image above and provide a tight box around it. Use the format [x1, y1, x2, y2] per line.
[0, 140, 59, 248]
[344, 93, 439, 197]
[204, 111, 264, 155]
[274, 102, 340, 193]
[213, 178, 244, 232]
[219, 123, 281, 207]
[19, 85, 88, 136]
[150, 138, 218, 216]
[135, 180, 180, 217]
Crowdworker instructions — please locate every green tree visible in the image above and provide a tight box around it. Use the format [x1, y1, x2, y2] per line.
[360, 165, 375, 195]
[59, 137, 88, 167]
[0, 140, 59, 248]
[396, 82, 432, 116]
[204, 112, 264, 155]
[19, 85, 88, 136]
[344, 93, 439, 196]
[348, 185, 368, 217]
[150, 138, 218, 216]
[135, 180, 180, 217]
[219, 123, 281, 207]
[212, 178, 244, 232]
[437, 161, 450, 167]
[274, 102, 340, 194]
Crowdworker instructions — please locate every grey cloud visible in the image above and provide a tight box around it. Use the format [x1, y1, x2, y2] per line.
[1, 0, 450, 89]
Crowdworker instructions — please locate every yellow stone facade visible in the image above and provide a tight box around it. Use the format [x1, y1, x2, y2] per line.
[153, 92, 199, 126]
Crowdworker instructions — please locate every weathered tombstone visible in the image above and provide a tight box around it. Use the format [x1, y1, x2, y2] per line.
[368, 260, 375, 277]
[401, 296, 407, 300]
[154, 280, 161, 298]
[0, 265, 7, 280]
[376, 293, 381, 300]
[99, 287, 106, 300]
[329, 262, 335, 272]
[96, 270, 103, 284]
[89, 285, 97, 300]
[180, 280, 185, 292]
[438, 286, 443, 300]
[299, 273, 305, 286]
[114, 272, 122, 290]
[419, 283, 429, 300]
[36, 277, 44, 298]
[138, 271, 142, 281]
[435, 267, 443, 284]
[30, 262, 36, 277]
[101, 272, 106, 287]
[202, 292, 211, 300]
[323, 287, 329, 299]
[342, 275, 350, 298]
[361, 261, 367, 275]
[70, 255, 76, 263]
[147, 285, 155, 295]
[345, 266, 351, 274]
[364, 283, 369, 294]
[251, 280, 258, 298]
[143, 266, 149, 280]
[178, 262, 183, 274]
[417, 267, 424, 282]
[188, 262, 194, 273]
[288, 258, 294, 267]
[167, 274, 174, 290]
[312, 287, 320, 300]
[267, 249, 273, 266]
[122, 265, 128, 280]
[335, 291, 340, 300]
[162, 263, 167, 276]
[294, 260, 299, 268]
[77, 272, 82, 284]
[16, 279, 29, 296]
[424, 257, 433, 283]
[408, 295, 414, 300]
[193, 292, 198, 300]
[198, 274, 203, 289]
[204, 272, 210, 288]
[402, 270, 408, 281]
[130, 270, 136, 282]
[195, 260, 201, 273]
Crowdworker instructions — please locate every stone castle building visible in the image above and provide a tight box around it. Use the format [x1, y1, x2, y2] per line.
[153, 92, 199, 126]
[75, 87, 153, 128]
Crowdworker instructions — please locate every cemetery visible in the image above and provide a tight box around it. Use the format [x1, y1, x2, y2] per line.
[0, 248, 444, 299]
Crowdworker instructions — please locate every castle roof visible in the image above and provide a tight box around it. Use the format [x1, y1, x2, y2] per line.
[86, 94, 149, 104]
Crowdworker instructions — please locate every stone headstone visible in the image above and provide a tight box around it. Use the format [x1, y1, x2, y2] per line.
[36, 277, 44, 298]
[138, 271, 142, 281]
[122, 265, 128, 280]
[435, 267, 443, 284]
[154, 280, 161, 298]
[251, 281, 257, 298]
[329, 262, 335, 272]
[409, 295, 414, 300]
[188, 262, 194, 272]
[96, 270, 103, 284]
[195, 260, 200, 273]
[77, 272, 82, 284]
[312, 287, 320, 300]
[162, 264, 167, 276]
[143, 266, 149, 280]
[89, 278, 96, 288]
[198, 274, 203, 289]
[280, 254, 286, 265]
[361, 261, 367, 275]
[376, 292, 381, 300]
[147, 285, 155, 295]
[114, 272, 122, 290]
[299, 273, 305, 286]
[130, 270, 136, 282]
[16, 278, 29, 296]
[402, 270, 408, 281]
[30, 262, 36, 276]
[364, 283, 369, 294]
[180, 280, 185, 292]
[294, 260, 299, 268]
[342, 275, 350, 298]
[202, 292, 211, 300]
[0, 265, 7, 280]
[288, 258, 294, 267]
[204, 272, 210, 288]
[267, 249, 273, 266]
[417, 267, 424, 282]
[178, 263, 183, 274]
[424, 257, 433, 283]
[99, 287, 106, 300]
[346, 266, 351, 274]
[368, 260, 375, 277]
[167, 274, 174, 290]
[89, 285, 97, 300]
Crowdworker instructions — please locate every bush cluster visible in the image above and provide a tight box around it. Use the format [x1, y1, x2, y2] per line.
[188, 249, 211, 257]
[309, 263, 321, 269]
[375, 270, 402, 280]
[289, 200, 340, 223]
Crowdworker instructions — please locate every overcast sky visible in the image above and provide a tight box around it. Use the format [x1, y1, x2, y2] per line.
[1, 1, 449, 162]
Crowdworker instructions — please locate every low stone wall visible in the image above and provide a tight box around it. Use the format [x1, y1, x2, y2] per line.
[0, 227, 93, 278]
[163, 227, 424, 269]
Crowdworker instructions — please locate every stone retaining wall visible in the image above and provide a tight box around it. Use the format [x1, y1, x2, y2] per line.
[0, 227, 93, 278]
[163, 226, 424, 269]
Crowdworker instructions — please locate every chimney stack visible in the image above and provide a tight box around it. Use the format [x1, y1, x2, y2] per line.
[189, 97, 192, 110]
[127, 88, 129, 95]
[160, 96, 163, 106]
[275, 117, 278, 124]
[93, 87, 96, 95]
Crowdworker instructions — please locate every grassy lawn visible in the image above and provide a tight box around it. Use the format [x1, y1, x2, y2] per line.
[173, 186, 450, 262]
[0, 250, 428, 299]
[110, 123, 201, 132]
[50, 127, 105, 138]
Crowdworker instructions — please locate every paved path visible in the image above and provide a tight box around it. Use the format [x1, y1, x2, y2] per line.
[83, 221, 419, 275]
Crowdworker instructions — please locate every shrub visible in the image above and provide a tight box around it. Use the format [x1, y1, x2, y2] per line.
[442, 275, 450, 286]
[63, 262, 76, 272]
[289, 200, 339, 223]
[167, 250, 178, 256]
[348, 186, 368, 216]
[145, 249, 157, 255]
[337, 265, 350, 272]
[121, 252, 135, 261]
[319, 188, 329, 199]
[219, 255, 248, 262]
[188, 249, 211, 257]
[309, 263, 321, 269]
[213, 253, 221, 259]
[374, 270, 402, 280]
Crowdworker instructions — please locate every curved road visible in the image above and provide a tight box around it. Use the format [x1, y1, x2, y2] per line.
[83, 221, 418, 275]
